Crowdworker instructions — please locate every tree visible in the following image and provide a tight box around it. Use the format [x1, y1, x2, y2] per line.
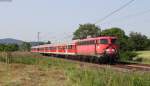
[7, 44, 19, 51]
[0, 44, 19, 52]
[47, 41, 51, 44]
[147, 39, 150, 50]
[128, 32, 149, 50]
[19, 42, 31, 51]
[101, 27, 126, 38]
[101, 27, 129, 51]
[73, 23, 101, 40]
[0, 44, 6, 51]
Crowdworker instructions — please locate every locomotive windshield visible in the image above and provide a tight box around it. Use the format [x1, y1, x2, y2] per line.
[100, 39, 108, 44]
[111, 39, 118, 44]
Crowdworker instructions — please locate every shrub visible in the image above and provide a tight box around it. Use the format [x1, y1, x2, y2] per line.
[119, 51, 138, 61]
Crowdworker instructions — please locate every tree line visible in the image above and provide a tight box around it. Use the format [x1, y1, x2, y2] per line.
[0, 41, 52, 52]
[0, 42, 31, 52]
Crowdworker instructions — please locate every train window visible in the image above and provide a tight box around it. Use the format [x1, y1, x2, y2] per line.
[68, 45, 72, 49]
[62, 46, 65, 49]
[111, 39, 118, 44]
[100, 39, 108, 44]
[90, 40, 95, 44]
[45, 47, 48, 50]
[72, 46, 75, 49]
[49, 47, 51, 50]
[77, 41, 82, 45]
[58, 46, 62, 49]
[49, 47, 56, 50]
[77, 40, 95, 45]
[58, 46, 65, 49]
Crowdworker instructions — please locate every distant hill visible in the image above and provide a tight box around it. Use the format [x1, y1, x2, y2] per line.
[0, 38, 48, 46]
[0, 38, 24, 45]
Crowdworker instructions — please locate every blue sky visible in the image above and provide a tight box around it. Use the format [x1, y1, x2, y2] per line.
[0, 0, 150, 42]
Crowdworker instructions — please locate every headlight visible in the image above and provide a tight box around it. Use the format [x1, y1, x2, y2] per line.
[106, 48, 115, 53]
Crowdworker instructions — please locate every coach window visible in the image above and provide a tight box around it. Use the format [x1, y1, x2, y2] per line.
[53, 47, 56, 50]
[100, 39, 108, 44]
[90, 40, 95, 45]
[62, 46, 65, 49]
[78, 41, 82, 45]
[58, 46, 62, 50]
[72, 45, 75, 49]
[68, 45, 72, 49]
[49, 47, 51, 50]
[45, 47, 48, 50]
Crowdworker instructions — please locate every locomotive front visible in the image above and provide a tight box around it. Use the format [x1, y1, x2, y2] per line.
[96, 37, 119, 61]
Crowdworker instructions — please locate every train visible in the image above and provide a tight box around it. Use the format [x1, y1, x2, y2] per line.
[31, 36, 119, 63]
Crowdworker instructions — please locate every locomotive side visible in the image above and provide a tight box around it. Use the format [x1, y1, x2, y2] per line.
[76, 36, 118, 57]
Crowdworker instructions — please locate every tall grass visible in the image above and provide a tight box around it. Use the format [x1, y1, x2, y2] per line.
[0, 52, 149, 86]
[0, 52, 41, 64]
[66, 68, 150, 86]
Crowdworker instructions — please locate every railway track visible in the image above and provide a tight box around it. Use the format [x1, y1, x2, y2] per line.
[45, 54, 150, 72]
[112, 63, 150, 71]
[56, 56, 150, 72]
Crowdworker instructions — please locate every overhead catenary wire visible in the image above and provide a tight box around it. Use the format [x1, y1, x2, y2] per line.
[94, 0, 136, 24]
[101, 9, 150, 25]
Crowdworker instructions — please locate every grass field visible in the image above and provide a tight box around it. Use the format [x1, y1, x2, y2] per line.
[0, 52, 150, 86]
[136, 51, 150, 64]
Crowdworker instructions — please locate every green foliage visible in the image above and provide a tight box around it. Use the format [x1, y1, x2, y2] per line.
[73, 23, 101, 40]
[101, 27, 126, 38]
[119, 51, 138, 61]
[0, 42, 31, 52]
[47, 41, 51, 44]
[128, 32, 150, 51]
[19, 42, 31, 51]
[0, 44, 19, 52]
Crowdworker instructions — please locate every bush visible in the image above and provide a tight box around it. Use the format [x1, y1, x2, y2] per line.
[132, 57, 143, 62]
[119, 51, 138, 61]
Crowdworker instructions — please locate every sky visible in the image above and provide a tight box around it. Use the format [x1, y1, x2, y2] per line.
[0, 0, 150, 42]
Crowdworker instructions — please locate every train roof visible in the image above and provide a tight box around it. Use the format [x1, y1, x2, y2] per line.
[31, 41, 76, 48]
[77, 36, 117, 42]
[31, 36, 117, 48]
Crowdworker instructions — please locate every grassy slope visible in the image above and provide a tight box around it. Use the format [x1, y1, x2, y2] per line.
[136, 51, 150, 59]
[136, 51, 150, 64]
[0, 52, 150, 86]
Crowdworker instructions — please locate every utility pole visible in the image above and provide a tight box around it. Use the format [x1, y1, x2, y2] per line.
[37, 32, 40, 46]
[36, 32, 40, 85]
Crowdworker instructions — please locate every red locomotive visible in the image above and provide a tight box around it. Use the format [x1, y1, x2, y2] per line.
[31, 36, 119, 62]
